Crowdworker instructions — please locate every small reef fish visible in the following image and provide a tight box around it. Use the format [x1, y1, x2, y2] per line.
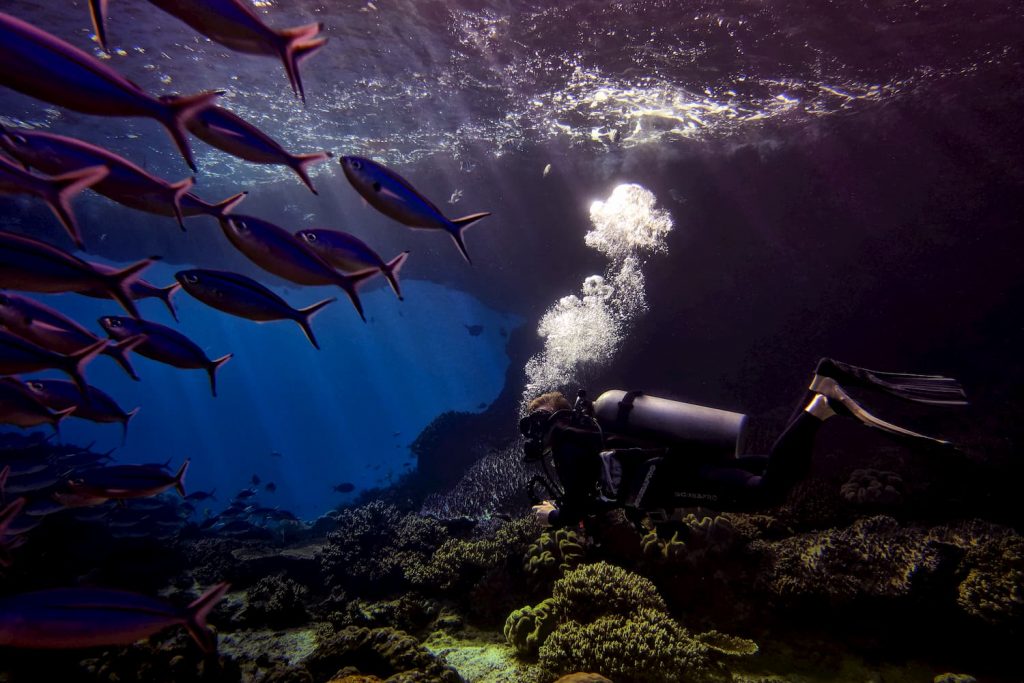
[175, 268, 335, 349]
[332, 482, 355, 493]
[0, 230, 155, 319]
[339, 156, 491, 264]
[296, 228, 409, 301]
[80, 266, 183, 322]
[465, 324, 484, 336]
[0, 378, 74, 434]
[0, 11, 221, 172]
[0, 128, 246, 229]
[186, 106, 331, 193]
[89, 0, 326, 103]
[98, 316, 231, 397]
[0, 291, 144, 380]
[184, 489, 216, 502]
[264, 482, 276, 493]
[0, 582, 229, 652]
[23, 379, 139, 445]
[251, 474, 260, 486]
[218, 215, 375, 321]
[0, 329, 107, 398]
[0, 156, 108, 250]
[58, 460, 190, 506]
[234, 488, 257, 500]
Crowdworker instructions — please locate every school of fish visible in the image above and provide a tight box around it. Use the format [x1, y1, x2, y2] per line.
[0, 0, 492, 653]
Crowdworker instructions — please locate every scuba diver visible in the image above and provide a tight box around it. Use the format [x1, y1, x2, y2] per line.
[520, 358, 968, 528]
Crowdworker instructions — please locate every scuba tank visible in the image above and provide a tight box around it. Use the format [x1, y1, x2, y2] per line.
[593, 390, 747, 462]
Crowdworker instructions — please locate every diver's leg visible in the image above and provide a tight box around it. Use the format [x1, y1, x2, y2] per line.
[758, 394, 833, 494]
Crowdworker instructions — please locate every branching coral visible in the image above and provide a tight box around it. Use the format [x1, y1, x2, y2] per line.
[538, 608, 714, 683]
[752, 515, 944, 603]
[243, 574, 310, 628]
[956, 533, 1024, 626]
[409, 517, 537, 592]
[318, 503, 449, 596]
[550, 561, 666, 623]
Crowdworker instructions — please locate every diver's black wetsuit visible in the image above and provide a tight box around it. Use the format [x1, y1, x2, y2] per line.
[544, 408, 824, 528]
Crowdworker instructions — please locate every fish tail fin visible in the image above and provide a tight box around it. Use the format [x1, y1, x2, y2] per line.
[45, 165, 109, 251]
[185, 582, 231, 653]
[50, 406, 78, 438]
[66, 338, 108, 399]
[295, 297, 336, 350]
[209, 191, 248, 219]
[88, 0, 111, 52]
[337, 270, 377, 322]
[173, 459, 190, 497]
[106, 333, 145, 381]
[0, 497, 27, 537]
[158, 282, 182, 322]
[104, 257, 157, 319]
[381, 250, 410, 301]
[207, 354, 233, 398]
[169, 177, 195, 231]
[121, 406, 140, 446]
[448, 212, 490, 265]
[0, 464, 9, 500]
[289, 151, 331, 193]
[278, 24, 327, 104]
[159, 91, 223, 172]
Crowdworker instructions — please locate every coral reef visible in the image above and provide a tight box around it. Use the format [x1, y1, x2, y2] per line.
[538, 607, 716, 683]
[241, 574, 311, 628]
[955, 533, 1024, 627]
[503, 598, 561, 656]
[840, 468, 904, 506]
[505, 562, 756, 682]
[523, 528, 587, 583]
[305, 626, 462, 683]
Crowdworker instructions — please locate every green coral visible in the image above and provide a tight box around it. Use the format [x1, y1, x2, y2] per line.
[409, 517, 537, 592]
[956, 534, 1024, 626]
[538, 608, 714, 683]
[503, 598, 561, 656]
[640, 514, 738, 565]
[551, 561, 666, 624]
[306, 626, 461, 683]
[524, 528, 587, 581]
[753, 515, 943, 602]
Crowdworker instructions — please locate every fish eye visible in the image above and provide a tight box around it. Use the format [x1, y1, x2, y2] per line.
[27, 381, 41, 390]
[185, 273, 199, 284]
[352, 160, 362, 170]
[237, 220, 248, 231]
[372, 182, 382, 192]
[108, 318, 122, 328]
[305, 233, 317, 242]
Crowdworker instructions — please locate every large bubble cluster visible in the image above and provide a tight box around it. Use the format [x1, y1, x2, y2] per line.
[523, 184, 672, 405]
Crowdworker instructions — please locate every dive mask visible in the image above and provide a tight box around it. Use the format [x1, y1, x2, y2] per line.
[519, 409, 553, 462]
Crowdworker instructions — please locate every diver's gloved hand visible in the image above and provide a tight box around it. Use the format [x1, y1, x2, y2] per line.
[532, 500, 557, 527]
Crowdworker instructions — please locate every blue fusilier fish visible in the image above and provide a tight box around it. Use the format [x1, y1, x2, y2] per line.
[57, 460, 190, 508]
[0, 291, 144, 380]
[186, 106, 331, 193]
[175, 268, 335, 350]
[0, 127, 247, 230]
[339, 156, 491, 264]
[0, 329, 107, 398]
[89, 0, 326, 103]
[23, 379, 139, 445]
[0, 230, 155, 319]
[0, 582, 229, 652]
[296, 228, 410, 301]
[0, 156, 107, 250]
[80, 265, 182, 322]
[98, 316, 231, 397]
[0, 12, 221, 172]
[218, 215, 376, 321]
[0, 378, 76, 435]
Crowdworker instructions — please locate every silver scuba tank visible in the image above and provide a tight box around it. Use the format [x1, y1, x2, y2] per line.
[593, 390, 747, 460]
